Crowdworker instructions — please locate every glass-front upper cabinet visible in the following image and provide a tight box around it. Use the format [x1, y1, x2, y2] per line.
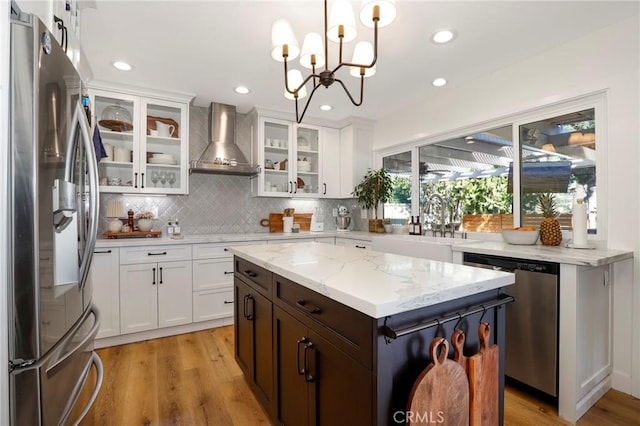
[89, 85, 191, 195]
[253, 114, 323, 197]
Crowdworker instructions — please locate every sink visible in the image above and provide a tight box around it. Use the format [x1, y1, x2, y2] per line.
[371, 234, 480, 262]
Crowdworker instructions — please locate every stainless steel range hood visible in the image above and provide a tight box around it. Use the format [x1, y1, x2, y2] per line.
[189, 102, 260, 176]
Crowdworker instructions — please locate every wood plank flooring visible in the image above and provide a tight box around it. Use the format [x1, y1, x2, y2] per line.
[83, 327, 640, 425]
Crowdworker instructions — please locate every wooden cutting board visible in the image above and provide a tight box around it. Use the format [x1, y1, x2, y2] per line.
[407, 338, 469, 426]
[452, 329, 468, 372]
[268, 213, 312, 233]
[468, 323, 499, 426]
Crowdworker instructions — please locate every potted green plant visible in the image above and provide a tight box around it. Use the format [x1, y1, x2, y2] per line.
[352, 168, 393, 233]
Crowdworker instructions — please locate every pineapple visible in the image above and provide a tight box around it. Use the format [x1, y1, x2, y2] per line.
[538, 193, 563, 246]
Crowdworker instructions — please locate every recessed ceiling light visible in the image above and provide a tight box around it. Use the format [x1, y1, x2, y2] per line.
[432, 30, 455, 44]
[234, 86, 250, 94]
[319, 104, 333, 111]
[112, 61, 132, 71]
[432, 78, 447, 87]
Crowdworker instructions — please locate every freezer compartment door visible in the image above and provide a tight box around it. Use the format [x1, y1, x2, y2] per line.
[40, 304, 102, 426]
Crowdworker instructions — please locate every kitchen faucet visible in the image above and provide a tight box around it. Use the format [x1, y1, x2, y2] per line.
[424, 193, 449, 237]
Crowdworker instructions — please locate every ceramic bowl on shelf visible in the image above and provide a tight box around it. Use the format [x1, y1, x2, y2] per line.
[137, 218, 154, 232]
[148, 153, 177, 165]
[502, 229, 539, 245]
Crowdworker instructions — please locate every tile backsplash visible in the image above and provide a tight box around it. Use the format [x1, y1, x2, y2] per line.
[98, 105, 367, 235]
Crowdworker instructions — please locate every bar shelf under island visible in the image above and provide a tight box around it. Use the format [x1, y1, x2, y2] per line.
[228, 242, 515, 426]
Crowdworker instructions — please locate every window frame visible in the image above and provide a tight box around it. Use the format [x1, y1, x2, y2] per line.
[374, 91, 608, 239]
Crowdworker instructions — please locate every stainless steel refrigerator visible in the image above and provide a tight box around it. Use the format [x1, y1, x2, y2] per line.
[8, 10, 102, 426]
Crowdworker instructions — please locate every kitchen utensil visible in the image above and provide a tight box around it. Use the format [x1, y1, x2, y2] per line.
[283, 216, 294, 233]
[108, 177, 121, 186]
[265, 159, 274, 169]
[148, 153, 177, 165]
[155, 120, 175, 137]
[468, 323, 499, 426]
[336, 216, 351, 231]
[99, 105, 133, 131]
[147, 115, 179, 138]
[149, 129, 159, 136]
[452, 329, 468, 371]
[501, 229, 539, 245]
[407, 337, 469, 426]
[284, 208, 295, 216]
[268, 213, 312, 232]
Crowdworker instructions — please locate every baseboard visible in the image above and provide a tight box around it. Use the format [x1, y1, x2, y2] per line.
[611, 369, 632, 394]
[94, 317, 234, 349]
[575, 375, 611, 422]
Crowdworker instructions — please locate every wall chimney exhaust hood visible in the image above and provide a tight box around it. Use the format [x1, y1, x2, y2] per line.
[189, 102, 260, 176]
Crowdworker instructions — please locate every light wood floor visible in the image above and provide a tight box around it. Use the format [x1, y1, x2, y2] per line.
[83, 327, 640, 425]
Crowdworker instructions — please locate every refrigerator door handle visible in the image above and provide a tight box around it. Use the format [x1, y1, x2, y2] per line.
[61, 352, 104, 426]
[64, 102, 99, 289]
[45, 304, 101, 377]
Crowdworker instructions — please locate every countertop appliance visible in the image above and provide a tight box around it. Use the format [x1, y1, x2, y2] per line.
[336, 206, 351, 231]
[8, 9, 102, 425]
[463, 252, 559, 397]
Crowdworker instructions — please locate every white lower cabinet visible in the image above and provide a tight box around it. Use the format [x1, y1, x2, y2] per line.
[191, 241, 266, 322]
[119, 260, 192, 334]
[90, 248, 120, 339]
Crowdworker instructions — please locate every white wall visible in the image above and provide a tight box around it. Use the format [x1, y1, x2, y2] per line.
[373, 15, 640, 396]
[1, 1, 11, 424]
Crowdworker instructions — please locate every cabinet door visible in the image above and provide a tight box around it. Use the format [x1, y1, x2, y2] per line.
[91, 90, 139, 192]
[294, 124, 321, 197]
[320, 127, 340, 198]
[120, 262, 158, 334]
[308, 330, 372, 426]
[157, 260, 193, 328]
[274, 306, 310, 426]
[90, 248, 120, 339]
[140, 97, 189, 194]
[235, 277, 274, 410]
[260, 117, 292, 196]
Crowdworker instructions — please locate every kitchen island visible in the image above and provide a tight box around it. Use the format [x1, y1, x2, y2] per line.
[228, 242, 515, 425]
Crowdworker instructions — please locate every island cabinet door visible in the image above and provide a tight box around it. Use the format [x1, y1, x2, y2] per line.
[234, 277, 273, 411]
[308, 329, 373, 426]
[274, 306, 373, 426]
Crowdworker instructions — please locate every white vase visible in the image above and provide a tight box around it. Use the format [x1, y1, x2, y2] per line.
[137, 218, 153, 232]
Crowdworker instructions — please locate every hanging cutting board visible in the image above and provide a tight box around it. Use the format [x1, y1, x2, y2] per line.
[452, 329, 468, 372]
[407, 338, 469, 426]
[468, 323, 499, 426]
[268, 213, 313, 233]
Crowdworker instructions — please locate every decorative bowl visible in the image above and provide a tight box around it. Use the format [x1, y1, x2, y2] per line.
[137, 218, 154, 232]
[502, 229, 539, 245]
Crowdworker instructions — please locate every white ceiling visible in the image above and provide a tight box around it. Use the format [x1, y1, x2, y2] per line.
[80, 1, 637, 122]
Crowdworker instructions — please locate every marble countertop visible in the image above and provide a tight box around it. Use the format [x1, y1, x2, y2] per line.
[94, 230, 372, 248]
[450, 241, 633, 267]
[228, 242, 514, 318]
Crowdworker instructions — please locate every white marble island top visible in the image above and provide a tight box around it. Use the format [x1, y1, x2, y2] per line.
[228, 242, 514, 319]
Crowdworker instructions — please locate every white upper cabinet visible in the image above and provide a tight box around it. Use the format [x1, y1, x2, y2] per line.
[88, 83, 192, 195]
[251, 111, 340, 198]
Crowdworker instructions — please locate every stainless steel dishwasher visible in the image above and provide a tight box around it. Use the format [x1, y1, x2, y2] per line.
[463, 252, 559, 397]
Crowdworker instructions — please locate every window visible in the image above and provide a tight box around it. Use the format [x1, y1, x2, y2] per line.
[418, 125, 514, 233]
[518, 108, 596, 233]
[382, 151, 412, 225]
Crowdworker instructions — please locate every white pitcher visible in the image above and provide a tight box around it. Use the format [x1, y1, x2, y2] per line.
[102, 143, 114, 161]
[155, 121, 175, 137]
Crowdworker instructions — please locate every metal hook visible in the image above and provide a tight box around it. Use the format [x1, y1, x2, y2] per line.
[479, 304, 488, 324]
[453, 312, 463, 330]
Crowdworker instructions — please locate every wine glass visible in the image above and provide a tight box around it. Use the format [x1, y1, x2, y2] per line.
[159, 171, 167, 188]
[151, 171, 159, 187]
[167, 172, 176, 188]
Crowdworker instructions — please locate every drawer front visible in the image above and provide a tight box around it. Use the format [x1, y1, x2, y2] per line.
[193, 258, 234, 291]
[234, 257, 272, 297]
[274, 274, 373, 368]
[119, 245, 192, 265]
[192, 240, 266, 260]
[193, 288, 234, 322]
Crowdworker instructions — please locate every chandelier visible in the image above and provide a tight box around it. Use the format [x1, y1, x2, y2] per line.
[271, 0, 397, 123]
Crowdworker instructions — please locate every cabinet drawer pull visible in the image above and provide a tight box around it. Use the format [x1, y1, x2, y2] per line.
[243, 270, 258, 278]
[159, 267, 163, 284]
[152, 267, 156, 285]
[296, 299, 321, 314]
[355, 245, 366, 249]
[93, 250, 112, 254]
[296, 337, 308, 375]
[141, 172, 145, 189]
[223, 300, 233, 305]
[148, 252, 167, 256]
[224, 271, 234, 275]
[303, 342, 315, 382]
[243, 294, 254, 320]
[323, 183, 327, 195]
[134, 172, 138, 189]
[223, 248, 229, 251]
